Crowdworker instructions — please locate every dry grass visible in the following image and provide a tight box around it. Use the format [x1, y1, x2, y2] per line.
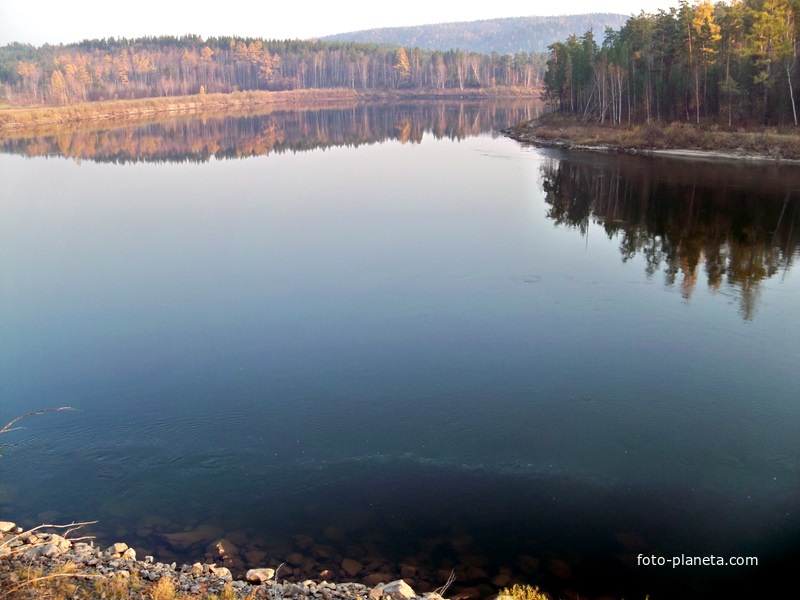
[498, 584, 550, 600]
[0, 89, 362, 131]
[0, 565, 258, 600]
[523, 113, 800, 159]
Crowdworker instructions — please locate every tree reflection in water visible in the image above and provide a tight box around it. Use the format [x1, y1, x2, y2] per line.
[0, 100, 541, 164]
[540, 153, 799, 319]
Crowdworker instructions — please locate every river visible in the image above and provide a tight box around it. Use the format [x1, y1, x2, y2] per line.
[1, 100, 798, 599]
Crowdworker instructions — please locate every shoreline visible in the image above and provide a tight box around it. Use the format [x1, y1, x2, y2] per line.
[0, 88, 540, 133]
[503, 113, 800, 163]
[0, 519, 460, 600]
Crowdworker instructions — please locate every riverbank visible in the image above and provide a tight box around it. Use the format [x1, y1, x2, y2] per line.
[0, 520, 463, 600]
[0, 88, 540, 132]
[504, 113, 800, 161]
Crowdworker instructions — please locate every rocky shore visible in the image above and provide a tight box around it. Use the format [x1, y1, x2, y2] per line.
[0, 520, 474, 600]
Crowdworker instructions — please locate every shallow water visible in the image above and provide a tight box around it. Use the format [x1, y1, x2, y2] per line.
[1, 102, 799, 598]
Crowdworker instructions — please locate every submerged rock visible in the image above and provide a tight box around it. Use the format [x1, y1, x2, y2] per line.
[342, 558, 364, 577]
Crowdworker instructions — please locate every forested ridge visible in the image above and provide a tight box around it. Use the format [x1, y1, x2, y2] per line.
[542, 0, 800, 126]
[0, 36, 547, 106]
[320, 14, 629, 54]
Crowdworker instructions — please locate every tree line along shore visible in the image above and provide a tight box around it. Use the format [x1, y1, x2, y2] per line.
[0, 36, 547, 107]
[0, 88, 540, 131]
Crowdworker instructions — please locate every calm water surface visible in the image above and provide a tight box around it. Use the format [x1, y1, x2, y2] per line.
[1, 103, 799, 599]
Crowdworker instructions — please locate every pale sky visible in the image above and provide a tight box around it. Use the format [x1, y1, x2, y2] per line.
[0, 1, 682, 47]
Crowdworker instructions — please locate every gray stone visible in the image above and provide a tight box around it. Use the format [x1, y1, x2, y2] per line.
[40, 543, 64, 558]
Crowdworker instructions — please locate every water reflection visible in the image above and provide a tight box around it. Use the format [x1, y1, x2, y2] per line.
[0, 100, 540, 163]
[540, 153, 800, 319]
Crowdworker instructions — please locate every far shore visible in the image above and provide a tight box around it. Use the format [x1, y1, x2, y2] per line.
[0, 88, 540, 132]
[504, 113, 800, 162]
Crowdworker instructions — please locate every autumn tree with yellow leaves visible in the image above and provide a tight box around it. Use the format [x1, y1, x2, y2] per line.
[543, 0, 800, 126]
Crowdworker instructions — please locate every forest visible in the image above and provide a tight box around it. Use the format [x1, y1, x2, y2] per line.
[320, 14, 629, 55]
[542, 0, 800, 126]
[0, 37, 547, 106]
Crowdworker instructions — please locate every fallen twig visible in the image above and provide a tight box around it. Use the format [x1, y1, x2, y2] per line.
[0, 520, 97, 554]
[434, 569, 456, 597]
[0, 407, 76, 437]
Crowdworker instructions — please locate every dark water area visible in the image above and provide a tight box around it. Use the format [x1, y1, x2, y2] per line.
[1, 102, 799, 600]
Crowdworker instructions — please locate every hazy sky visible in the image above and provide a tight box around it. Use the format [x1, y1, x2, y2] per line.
[1, 1, 682, 47]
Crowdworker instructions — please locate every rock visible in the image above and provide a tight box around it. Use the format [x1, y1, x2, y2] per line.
[122, 548, 136, 560]
[293, 534, 315, 550]
[370, 587, 385, 600]
[206, 538, 239, 560]
[517, 555, 540, 573]
[161, 525, 224, 550]
[491, 573, 512, 588]
[450, 536, 474, 555]
[209, 565, 232, 579]
[341, 558, 364, 577]
[106, 542, 128, 555]
[548, 558, 572, 579]
[460, 555, 489, 568]
[246, 568, 276, 583]
[245, 549, 268, 565]
[465, 566, 487, 580]
[400, 564, 418, 580]
[323, 526, 344, 541]
[225, 530, 249, 546]
[450, 587, 481, 599]
[191, 563, 203, 575]
[287, 552, 305, 566]
[40, 544, 64, 558]
[0, 522, 16, 533]
[363, 573, 394, 586]
[381, 579, 417, 600]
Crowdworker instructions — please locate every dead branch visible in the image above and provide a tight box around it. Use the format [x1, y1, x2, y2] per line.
[434, 569, 456, 597]
[0, 407, 76, 437]
[0, 520, 97, 553]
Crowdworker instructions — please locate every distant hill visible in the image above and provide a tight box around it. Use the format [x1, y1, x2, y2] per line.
[320, 14, 629, 54]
